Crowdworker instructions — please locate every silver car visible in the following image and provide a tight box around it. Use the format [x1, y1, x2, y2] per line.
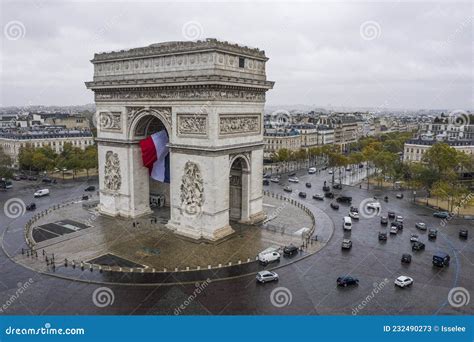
[256, 270, 279, 283]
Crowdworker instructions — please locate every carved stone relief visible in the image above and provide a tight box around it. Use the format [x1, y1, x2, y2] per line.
[104, 151, 121, 191]
[177, 114, 207, 136]
[180, 161, 204, 216]
[98, 112, 122, 131]
[219, 115, 261, 136]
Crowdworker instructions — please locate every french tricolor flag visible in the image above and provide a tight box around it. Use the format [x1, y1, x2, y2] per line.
[139, 130, 170, 183]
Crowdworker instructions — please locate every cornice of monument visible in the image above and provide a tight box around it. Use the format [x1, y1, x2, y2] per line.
[91, 38, 268, 63]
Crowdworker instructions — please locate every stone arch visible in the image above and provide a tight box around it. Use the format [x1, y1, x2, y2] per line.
[229, 153, 251, 222]
[128, 108, 172, 141]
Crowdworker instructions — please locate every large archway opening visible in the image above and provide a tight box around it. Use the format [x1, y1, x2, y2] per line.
[229, 156, 250, 222]
[132, 113, 171, 219]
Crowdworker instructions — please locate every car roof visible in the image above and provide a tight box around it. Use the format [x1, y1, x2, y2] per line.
[258, 271, 273, 276]
[397, 276, 410, 281]
[342, 239, 351, 243]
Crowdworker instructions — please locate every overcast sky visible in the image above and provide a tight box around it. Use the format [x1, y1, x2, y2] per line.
[0, 0, 472, 110]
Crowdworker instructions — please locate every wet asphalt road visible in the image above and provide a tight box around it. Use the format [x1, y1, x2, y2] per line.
[0, 171, 473, 316]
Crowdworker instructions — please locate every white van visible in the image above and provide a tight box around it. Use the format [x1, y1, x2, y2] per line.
[343, 216, 352, 231]
[258, 251, 281, 265]
[308, 167, 316, 174]
[34, 189, 50, 198]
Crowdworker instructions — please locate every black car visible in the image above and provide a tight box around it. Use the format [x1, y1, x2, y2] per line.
[85, 185, 96, 192]
[42, 178, 53, 183]
[401, 253, 412, 263]
[283, 245, 298, 256]
[19, 174, 27, 180]
[288, 172, 296, 177]
[333, 184, 343, 190]
[324, 192, 334, 199]
[12, 175, 21, 181]
[263, 179, 270, 186]
[428, 229, 438, 240]
[26, 203, 36, 211]
[391, 221, 403, 230]
[388, 211, 396, 219]
[412, 241, 425, 251]
[330, 202, 339, 210]
[322, 185, 330, 192]
[337, 276, 359, 287]
[305, 182, 312, 188]
[380, 216, 388, 225]
[299, 192, 307, 198]
[82, 195, 89, 201]
[27, 176, 37, 181]
[459, 229, 468, 239]
[378, 232, 387, 241]
[336, 196, 352, 204]
[349, 206, 359, 213]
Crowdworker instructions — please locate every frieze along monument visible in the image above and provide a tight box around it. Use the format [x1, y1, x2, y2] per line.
[86, 38, 274, 241]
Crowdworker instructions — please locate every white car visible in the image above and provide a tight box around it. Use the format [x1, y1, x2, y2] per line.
[34, 189, 50, 197]
[258, 251, 281, 265]
[308, 167, 316, 174]
[270, 177, 280, 183]
[390, 226, 398, 234]
[349, 211, 359, 220]
[366, 202, 381, 211]
[288, 177, 299, 183]
[256, 270, 279, 283]
[396, 215, 404, 223]
[394, 276, 414, 288]
[328, 170, 333, 174]
[415, 222, 426, 230]
[410, 234, 419, 242]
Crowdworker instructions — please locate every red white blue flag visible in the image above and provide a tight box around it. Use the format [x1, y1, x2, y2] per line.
[139, 130, 170, 183]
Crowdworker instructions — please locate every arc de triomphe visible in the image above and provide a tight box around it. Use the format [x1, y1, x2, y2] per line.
[86, 39, 274, 241]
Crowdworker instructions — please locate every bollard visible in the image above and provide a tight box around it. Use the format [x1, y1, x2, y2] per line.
[197, 266, 200, 270]
[247, 258, 251, 262]
[119, 267, 122, 272]
[186, 266, 189, 271]
[26, 251, 30, 257]
[35, 251, 38, 258]
[218, 263, 222, 268]
[72, 260, 75, 269]
[228, 262, 232, 266]
[80, 261, 84, 271]
[174, 267, 178, 272]
[21, 248, 24, 255]
[64, 258, 68, 267]
[238, 260, 242, 265]
[42, 250, 45, 256]
[90, 264, 93, 272]
[208, 265, 211, 269]
[99, 266, 102, 273]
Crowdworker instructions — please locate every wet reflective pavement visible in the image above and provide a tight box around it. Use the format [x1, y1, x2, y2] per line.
[0, 172, 473, 315]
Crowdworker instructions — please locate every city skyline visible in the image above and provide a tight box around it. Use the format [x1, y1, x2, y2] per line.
[1, 1, 472, 109]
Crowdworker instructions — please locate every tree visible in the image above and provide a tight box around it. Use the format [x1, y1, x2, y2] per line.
[0, 146, 13, 179]
[81, 145, 98, 178]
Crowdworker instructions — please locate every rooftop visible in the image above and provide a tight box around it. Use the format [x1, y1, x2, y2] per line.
[92, 38, 268, 62]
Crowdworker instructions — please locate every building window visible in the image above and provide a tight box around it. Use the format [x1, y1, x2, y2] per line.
[239, 57, 245, 68]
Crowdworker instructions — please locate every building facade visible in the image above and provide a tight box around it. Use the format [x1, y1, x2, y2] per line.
[403, 139, 474, 163]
